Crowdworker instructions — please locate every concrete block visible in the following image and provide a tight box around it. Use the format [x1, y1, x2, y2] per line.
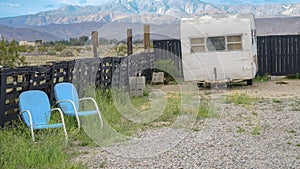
[152, 72, 164, 83]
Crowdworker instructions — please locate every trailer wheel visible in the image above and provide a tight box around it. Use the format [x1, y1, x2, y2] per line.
[246, 79, 253, 86]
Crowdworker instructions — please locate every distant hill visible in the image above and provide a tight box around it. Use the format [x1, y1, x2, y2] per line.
[0, 25, 62, 41]
[256, 17, 300, 36]
[1, 17, 300, 42]
[0, 0, 300, 41]
[1, 0, 300, 27]
[34, 22, 106, 39]
[95, 17, 300, 40]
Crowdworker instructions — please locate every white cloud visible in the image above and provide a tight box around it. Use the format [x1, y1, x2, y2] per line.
[86, 0, 110, 5]
[59, 0, 67, 3]
[52, 0, 110, 6]
[0, 2, 21, 7]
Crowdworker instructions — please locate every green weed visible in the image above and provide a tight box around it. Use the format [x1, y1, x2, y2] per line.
[96, 89, 182, 137]
[285, 73, 300, 79]
[251, 111, 258, 116]
[254, 74, 269, 82]
[197, 98, 219, 119]
[287, 130, 297, 134]
[272, 99, 283, 103]
[237, 126, 246, 133]
[290, 99, 300, 111]
[99, 159, 107, 168]
[225, 93, 256, 106]
[252, 124, 261, 135]
[0, 121, 84, 169]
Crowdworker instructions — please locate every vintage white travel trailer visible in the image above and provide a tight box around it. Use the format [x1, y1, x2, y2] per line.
[180, 14, 257, 85]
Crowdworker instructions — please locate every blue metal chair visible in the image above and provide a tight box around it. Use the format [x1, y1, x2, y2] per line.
[54, 82, 103, 131]
[19, 90, 68, 141]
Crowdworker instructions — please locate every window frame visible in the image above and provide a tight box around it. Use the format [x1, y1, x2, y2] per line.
[226, 35, 243, 51]
[190, 37, 206, 53]
[189, 34, 243, 54]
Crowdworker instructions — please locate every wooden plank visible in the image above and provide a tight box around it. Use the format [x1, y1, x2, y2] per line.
[4, 113, 18, 123]
[269, 36, 276, 75]
[144, 24, 150, 51]
[286, 37, 293, 74]
[6, 91, 22, 100]
[258, 36, 270, 76]
[0, 70, 7, 127]
[297, 36, 300, 73]
[127, 29, 133, 56]
[4, 104, 19, 112]
[91, 31, 99, 58]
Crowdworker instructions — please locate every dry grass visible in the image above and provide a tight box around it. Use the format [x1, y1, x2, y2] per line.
[24, 43, 153, 66]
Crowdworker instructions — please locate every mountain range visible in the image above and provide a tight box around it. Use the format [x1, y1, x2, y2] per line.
[0, 0, 300, 41]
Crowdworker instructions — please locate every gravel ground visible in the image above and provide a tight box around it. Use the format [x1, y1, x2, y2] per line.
[74, 80, 300, 168]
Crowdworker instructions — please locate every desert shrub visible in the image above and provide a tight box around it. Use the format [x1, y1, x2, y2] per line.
[54, 44, 65, 52]
[47, 50, 57, 56]
[0, 37, 27, 67]
[60, 48, 78, 57]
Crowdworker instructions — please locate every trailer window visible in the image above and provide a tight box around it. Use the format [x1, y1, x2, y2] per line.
[207, 37, 225, 51]
[227, 35, 242, 50]
[190, 38, 205, 53]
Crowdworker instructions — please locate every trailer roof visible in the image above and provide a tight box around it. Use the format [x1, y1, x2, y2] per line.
[181, 13, 254, 21]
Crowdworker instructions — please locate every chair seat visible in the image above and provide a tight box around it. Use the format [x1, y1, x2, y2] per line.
[64, 110, 98, 116]
[32, 123, 64, 130]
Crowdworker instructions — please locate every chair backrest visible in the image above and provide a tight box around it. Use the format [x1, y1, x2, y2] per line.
[19, 90, 51, 127]
[54, 82, 79, 114]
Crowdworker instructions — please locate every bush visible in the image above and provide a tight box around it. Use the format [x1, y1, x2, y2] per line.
[26, 46, 34, 53]
[47, 50, 57, 56]
[0, 37, 27, 67]
[38, 46, 48, 53]
[60, 48, 78, 57]
[54, 44, 65, 52]
[254, 74, 269, 82]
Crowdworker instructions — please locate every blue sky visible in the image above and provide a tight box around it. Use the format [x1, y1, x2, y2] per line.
[1, 0, 300, 18]
[0, 0, 110, 18]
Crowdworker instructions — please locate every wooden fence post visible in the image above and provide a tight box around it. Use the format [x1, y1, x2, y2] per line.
[144, 24, 150, 52]
[91, 31, 99, 58]
[127, 29, 133, 56]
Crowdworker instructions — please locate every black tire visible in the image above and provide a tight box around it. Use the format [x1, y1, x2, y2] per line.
[246, 79, 253, 86]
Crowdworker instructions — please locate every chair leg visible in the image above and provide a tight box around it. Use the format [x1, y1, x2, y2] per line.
[54, 107, 68, 143]
[30, 126, 35, 142]
[60, 114, 68, 142]
[62, 125, 68, 143]
[97, 112, 103, 129]
[75, 114, 81, 131]
[92, 100, 103, 129]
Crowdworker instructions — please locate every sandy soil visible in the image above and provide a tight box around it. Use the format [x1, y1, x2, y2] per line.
[227, 79, 300, 99]
[157, 78, 300, 99]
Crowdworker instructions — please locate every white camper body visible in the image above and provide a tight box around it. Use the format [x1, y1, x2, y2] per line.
[180, 14, 257, 84]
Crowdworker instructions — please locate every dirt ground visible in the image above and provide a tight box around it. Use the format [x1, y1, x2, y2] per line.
[227, 78, 300, 99]
[157, 78, 300, 99]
